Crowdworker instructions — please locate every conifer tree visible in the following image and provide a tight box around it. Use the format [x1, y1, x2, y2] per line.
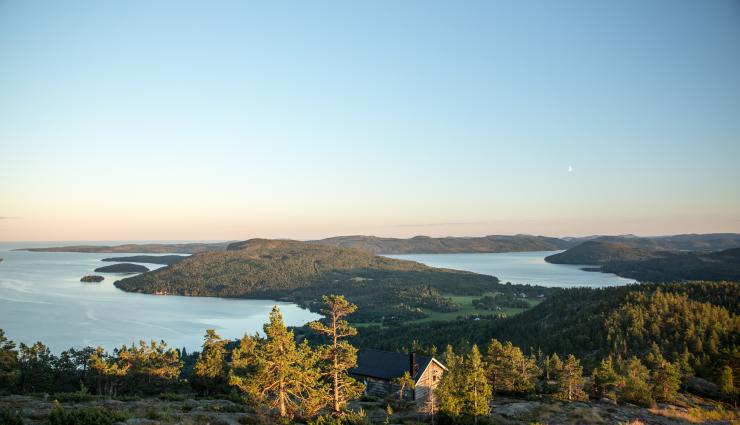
[88, 347, 130, 396]
[464, 344, 491, 421]
[718, 365, 736, 400]
[308, 295, 363, 414]
[436, 345, 465, 416]
[193, 329, 228, 394]
[0, 329, 19, 391]
[621, 357, 654, 407]
[232, 306, 324, 419]
[651, 359, 681, 403]
[18, 341, 55, 393]
[392, 371, 415, 400]
[485, 339, 538, 395]
[590, 355, 621, 402]
[555, 354, 587, 402]
[549, 353, 563, 380]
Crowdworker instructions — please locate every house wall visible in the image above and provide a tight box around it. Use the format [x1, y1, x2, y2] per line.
[414, 361, 444, 413]
[356, 376, 414, 401]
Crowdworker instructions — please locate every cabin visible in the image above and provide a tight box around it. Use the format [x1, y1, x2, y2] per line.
[350, 349, 446, 412]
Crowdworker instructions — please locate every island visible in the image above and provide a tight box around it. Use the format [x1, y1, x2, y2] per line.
[94, 263, 149, 273]
[115, 238, 557, 323]
[101, 255, 187, 265]
[80, 275, 104, 282]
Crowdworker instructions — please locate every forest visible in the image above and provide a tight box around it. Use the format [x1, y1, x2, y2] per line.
[1, 285, 738, 424]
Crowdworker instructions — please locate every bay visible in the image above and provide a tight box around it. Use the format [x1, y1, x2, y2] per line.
[0, 242, 320, 353]
[387, 251, 636, 288]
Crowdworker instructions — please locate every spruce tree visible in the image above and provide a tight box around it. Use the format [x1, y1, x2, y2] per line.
[555, 354, 587, 402]
[308, 295, 363, 414]
[465, 344, 491, 421]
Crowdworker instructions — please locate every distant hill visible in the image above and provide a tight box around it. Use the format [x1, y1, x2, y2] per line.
[19, 242, 230, 254]
[586, 233, 740, 252]
[310, 234, 574, 254]
[101, 255, 187, 265]
[115, 239, 555, 323]
[547, 240, 740, 282]
[544, 240, 658, 265]
[601, 248, 740, 282]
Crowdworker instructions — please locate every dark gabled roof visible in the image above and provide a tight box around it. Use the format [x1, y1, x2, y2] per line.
[350, 349, 434, 382]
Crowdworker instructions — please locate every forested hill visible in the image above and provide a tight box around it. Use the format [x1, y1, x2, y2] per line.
[310, 234, 574, 254]
[547, 241, 740, 282]
[115, 239, 550, 323]
[351, 281, 740, 377]
[586, 233, 740, 252]
[544, 240, 659, 264]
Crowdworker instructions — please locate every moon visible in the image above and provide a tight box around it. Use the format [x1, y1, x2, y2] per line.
[568, 165, 573, 173]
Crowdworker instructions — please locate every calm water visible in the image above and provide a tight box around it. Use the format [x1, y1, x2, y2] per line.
[0, 242, 320, 353]
[387, 251, 636, 287]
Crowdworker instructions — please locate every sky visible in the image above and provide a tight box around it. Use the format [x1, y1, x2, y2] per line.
[1, 0, 739, 241]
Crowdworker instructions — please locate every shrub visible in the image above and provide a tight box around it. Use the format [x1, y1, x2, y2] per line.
[308, 409, 371, 425]
[48, 405, 130, 425]
[0, 408, 23, 425]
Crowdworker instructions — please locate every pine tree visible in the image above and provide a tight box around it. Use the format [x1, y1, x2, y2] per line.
[232, 306, 324, 419]
[308, 295, 363, 414]
[392, 371, 415, 400]
[621, 357, 654, 407]
[18, 341, 55, 393]
[549, 353, 563, 380]
[88, 347, 130, 396]
[485, 339, 538, 395]
[650, 359, 681, 403]
[0, 329, 19, 391]
[590, 355, 621, 402]
[718, 365, 735, 399]
[555, 354, 587, 402]
[464, 344, 491, 421]
[436, 345, 465, 416]
[193, 329, 227, 394]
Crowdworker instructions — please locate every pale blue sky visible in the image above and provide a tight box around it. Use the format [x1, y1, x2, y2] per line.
[1, 1, 739, 240]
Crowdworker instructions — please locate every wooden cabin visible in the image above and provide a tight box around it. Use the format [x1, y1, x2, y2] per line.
[349, 349, 446, 412]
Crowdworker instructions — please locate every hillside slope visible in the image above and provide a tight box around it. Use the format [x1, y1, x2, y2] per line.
[115, 239, 552, 323]
[311, 234, 573, 254]
[544, 240, 658, 265]
[351, 281, 740, 374]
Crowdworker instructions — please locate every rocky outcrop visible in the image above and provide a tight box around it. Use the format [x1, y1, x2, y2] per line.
[80, 275, 104, 283]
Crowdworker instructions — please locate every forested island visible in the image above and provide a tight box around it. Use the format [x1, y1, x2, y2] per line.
[100, 255, 187, 265]
[79, 275, 104, 283]
[114, 239, 554, 323]
[94, 263, 149, 273]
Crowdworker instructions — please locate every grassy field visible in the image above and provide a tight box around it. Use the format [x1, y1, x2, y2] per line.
[352, 294, 541, 327]
[406, 295, 541, 324]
